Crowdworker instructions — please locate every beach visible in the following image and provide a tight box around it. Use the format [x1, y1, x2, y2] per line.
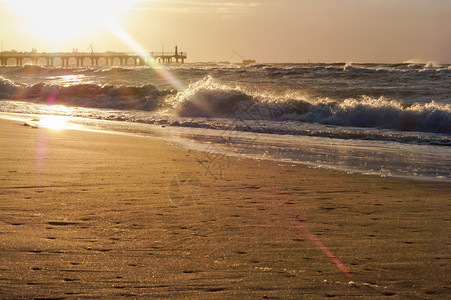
[1, 0, 450, 297]
[0, 117, 449, 298]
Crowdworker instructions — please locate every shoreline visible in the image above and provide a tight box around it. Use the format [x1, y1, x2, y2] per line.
[1, 112, 449, 184]
[0, 117, 450, 298]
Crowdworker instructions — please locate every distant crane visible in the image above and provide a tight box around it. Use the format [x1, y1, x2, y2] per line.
[86, 42, 99, 66]
[87, 42, 96, 55]
[232, 50, 256, 66]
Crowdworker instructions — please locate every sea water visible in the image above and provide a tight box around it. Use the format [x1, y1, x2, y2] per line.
[0, 62, 450, 181]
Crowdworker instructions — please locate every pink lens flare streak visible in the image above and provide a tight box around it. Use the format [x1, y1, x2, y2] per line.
[293, 218, 352, 277]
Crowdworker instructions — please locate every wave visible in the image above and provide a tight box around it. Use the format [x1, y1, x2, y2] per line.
[2, 64, 450, 83]
[0, 65, 152, 78]
[1, 65, 86, 77]
[170, 76, 451, 134]
[0, 77, 22, 98]
[1, 75, 451, 135]
[0, 76, 176, 110]
[258, 63, 451, 75]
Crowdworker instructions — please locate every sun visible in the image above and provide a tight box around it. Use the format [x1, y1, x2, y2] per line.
[6, 0, 140, 48]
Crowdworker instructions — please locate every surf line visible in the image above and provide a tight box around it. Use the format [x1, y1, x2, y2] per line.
[293, 217, 352, 277]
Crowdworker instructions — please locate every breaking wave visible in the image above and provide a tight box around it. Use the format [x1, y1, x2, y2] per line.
[1, 75, 451, 135]
[0, 76, 175, 111]
[170, 76, 451, 134]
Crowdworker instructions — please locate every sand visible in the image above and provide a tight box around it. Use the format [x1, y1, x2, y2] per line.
[0, 117, 449, 298]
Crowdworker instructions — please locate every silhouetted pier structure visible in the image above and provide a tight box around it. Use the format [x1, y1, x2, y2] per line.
[0, 46, 187, 67]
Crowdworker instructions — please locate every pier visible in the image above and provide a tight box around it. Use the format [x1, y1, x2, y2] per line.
[0, 46, 187, 67]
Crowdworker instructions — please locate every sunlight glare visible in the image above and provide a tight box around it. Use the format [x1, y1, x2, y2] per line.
[39, 115, 71, 130]
[6, 0, 140, 46]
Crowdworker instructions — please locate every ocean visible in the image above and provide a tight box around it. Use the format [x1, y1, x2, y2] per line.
[0, 62, 450, 182]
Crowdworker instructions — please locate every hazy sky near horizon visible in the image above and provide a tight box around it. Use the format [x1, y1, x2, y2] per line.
[0, 0, 450, 63]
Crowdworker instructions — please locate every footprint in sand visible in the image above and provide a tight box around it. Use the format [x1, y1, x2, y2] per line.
[47, 221, 80, 226]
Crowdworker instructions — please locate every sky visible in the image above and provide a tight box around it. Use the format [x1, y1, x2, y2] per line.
[0, 0, 450, 63]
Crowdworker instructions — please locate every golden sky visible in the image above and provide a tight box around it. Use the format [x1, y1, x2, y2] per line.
[0, 0, 450, 63]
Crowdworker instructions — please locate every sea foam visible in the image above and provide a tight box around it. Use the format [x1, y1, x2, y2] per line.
[1, 74, 450, 135]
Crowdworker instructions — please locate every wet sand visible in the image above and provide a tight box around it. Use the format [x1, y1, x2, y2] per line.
[0, 118, 449, 298]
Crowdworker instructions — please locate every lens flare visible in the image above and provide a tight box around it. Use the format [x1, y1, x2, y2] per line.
[106, 20, 185, 92]
[293, 217, 352, 277]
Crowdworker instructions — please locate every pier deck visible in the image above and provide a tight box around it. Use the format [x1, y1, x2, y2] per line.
[0, 48, 187, 67]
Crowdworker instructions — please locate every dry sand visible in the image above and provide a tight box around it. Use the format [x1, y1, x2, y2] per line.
[0, 118, 449, 298]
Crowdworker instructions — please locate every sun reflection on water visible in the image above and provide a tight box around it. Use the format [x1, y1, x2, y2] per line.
[38, 115, 72, 130]
[50, 75, 87, 87]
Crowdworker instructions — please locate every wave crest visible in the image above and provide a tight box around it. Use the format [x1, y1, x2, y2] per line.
[0, 78, 175, 111]
[169, 76, 451, 134]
